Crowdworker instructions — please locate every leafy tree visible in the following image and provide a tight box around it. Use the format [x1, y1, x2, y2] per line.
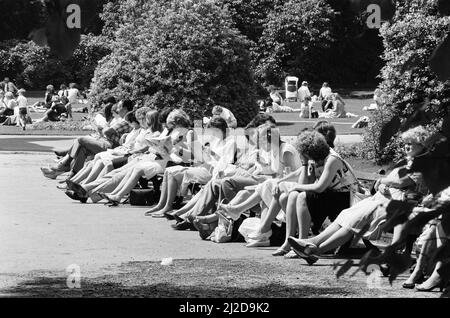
[253, 0, 336, 86]
[221, 0, 285, 44]
[0, 35, 110, 89]
[362, 2, 450, 164]
[338, 0, 450, 294]
[90, 0, 259, 126]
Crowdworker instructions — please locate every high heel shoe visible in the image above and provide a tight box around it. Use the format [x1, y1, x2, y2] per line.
[402, 273, 425, 289]
[416, 278, 448, 292]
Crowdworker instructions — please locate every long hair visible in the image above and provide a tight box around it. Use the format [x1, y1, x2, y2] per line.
[146, 110, 163, 133]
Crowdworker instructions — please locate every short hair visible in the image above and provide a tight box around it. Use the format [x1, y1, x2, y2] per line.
[245, 113, 276, 129]
[60, 84, 67, 90]
[124, 111, 138, 125]
[323, 82, 329, 87]
[295, 131, 330, 162]
[46, 85, 54, 92]
[4, 77, 9, 81]
[166, 109, 191, 129]
[313, 121, 336, 148]
[69, 83, 77, 89]
[207, 116, 228, 137]
[18, 89, 26, 95]
[302, 81, 308, 85]
[401, 126, 432, 147]
[122, 99, 134, 112]
[212, 106, 224, 116]
[146, 110, 163, 133]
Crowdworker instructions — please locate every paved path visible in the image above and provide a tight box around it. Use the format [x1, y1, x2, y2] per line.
[0, 134, 363, 154]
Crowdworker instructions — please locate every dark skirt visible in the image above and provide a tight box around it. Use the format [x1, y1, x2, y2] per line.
[305, 190, 350, 235]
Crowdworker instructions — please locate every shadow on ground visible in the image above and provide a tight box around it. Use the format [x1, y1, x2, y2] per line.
[1, 258, 445, 298]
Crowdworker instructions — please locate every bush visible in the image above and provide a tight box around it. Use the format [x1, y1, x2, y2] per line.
[90, 0, 259, 126]
[363, 1, 450, 164]
[253, 0, 336, 86]
[0, 35, 110, 90]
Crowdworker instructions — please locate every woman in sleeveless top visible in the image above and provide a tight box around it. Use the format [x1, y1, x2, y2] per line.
[271, 130, 356, 257]
[288, 126, 430, 266]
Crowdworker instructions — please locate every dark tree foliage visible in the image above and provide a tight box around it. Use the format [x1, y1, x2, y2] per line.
[220, 0, 285, 44]
[0, 0, 46, 42]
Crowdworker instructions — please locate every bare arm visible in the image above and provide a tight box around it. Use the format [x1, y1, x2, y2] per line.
[289, 157, 341, 193]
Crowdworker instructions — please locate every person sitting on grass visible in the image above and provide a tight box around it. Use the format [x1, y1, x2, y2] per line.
[287, 126, 430, 265]
[1, 92, 18, 126]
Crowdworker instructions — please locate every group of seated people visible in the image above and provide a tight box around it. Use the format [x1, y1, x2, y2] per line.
[265, 82, 357, 119]
[40, 97, 448, 293]
[0, 82, 85, 130]
[0, 89, 33, 130]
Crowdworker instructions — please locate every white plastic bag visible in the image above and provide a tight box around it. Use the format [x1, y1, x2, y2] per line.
[238, 217, 261, 243]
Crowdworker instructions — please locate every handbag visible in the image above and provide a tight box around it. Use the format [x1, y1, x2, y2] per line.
[129, 189, 160, 206]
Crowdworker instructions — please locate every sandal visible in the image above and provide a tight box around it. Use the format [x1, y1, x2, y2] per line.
[272, 248, 290, 257]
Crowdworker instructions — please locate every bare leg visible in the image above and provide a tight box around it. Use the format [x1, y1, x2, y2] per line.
[314, 227, 353, 255]
[145, 170, 170, 213]
[258, 198, 284, 234]
[83, 160, 106, 184]
[108, 167, 146, 200]
[417, 261, 445, 291]
[223, 191, 261, 216]
[404, 225, 437, 286]
[172, 190, 203, 217]
[152, 173, 184, 215]
[279, 192, 302, 251]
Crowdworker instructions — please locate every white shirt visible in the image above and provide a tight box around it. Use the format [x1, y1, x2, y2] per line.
[67, 88, 80, 104]
[297, 86, 311, 102]
[320, 87, 332, 99]
[17, 95, 28, 108]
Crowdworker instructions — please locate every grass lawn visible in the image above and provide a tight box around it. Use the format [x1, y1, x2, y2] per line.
[1, 91, 372, 137]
